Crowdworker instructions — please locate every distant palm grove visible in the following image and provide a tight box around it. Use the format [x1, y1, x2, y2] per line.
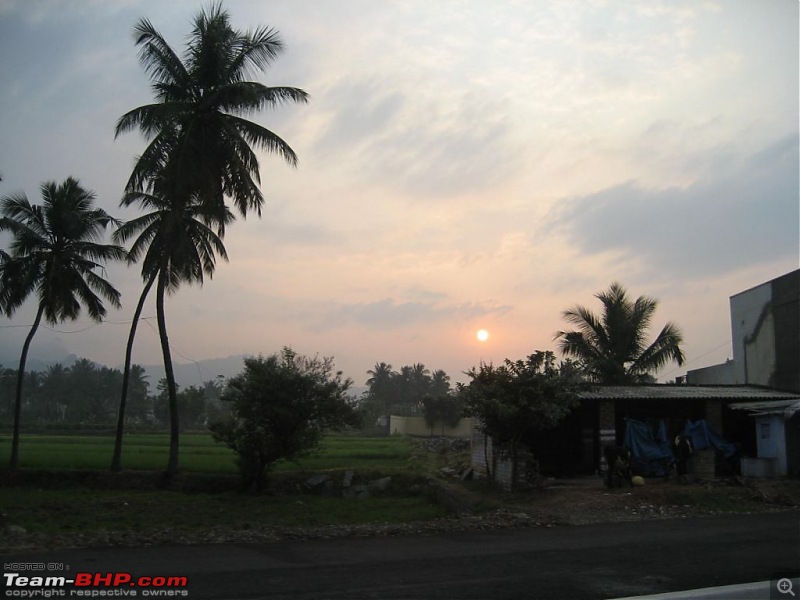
[0, 5, 687, 476]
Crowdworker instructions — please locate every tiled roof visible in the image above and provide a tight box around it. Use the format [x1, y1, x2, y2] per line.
[578, 385, 800, 401]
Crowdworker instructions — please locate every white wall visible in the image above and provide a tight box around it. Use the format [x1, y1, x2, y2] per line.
[730, 281, 774, 385]
[686, 360, 735, 385]
[389, 416, 474, 438]
[755, 415, 787, 475]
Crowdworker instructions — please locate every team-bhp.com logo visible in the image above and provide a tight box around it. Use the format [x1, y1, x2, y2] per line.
[3, 571, 189, 597]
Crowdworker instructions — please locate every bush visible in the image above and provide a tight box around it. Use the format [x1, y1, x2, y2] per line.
[209, 348, 361, 491]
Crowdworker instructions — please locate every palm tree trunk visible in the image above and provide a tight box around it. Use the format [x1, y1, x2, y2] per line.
[111, 273, 157, 472]
[156, 270, 180, 478]
[9, 304, 45, 473]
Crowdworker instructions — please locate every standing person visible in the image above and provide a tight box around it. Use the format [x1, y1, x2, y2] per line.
[673, 432, 694, 484]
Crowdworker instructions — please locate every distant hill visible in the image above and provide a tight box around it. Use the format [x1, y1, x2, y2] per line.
[0, 353, 81, 373]
[137, 354, 251, 388]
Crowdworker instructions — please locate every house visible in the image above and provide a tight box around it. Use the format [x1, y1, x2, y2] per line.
[470, 385, 800, 488]
[471, 271, 800, 486]
[686, 269, 800, 476]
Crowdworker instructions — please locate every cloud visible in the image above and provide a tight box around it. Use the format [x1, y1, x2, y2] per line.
[312, 297, 512, 331]
[305, 75, 524, 200]
[547, 133, 799, 279]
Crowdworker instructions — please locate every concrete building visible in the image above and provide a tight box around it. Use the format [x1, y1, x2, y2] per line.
[688, 269, 799, 392]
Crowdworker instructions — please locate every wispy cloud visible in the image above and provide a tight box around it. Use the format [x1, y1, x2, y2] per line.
[547, 134, 799, 278]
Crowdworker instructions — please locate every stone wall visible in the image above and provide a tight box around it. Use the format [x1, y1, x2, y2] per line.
[471, 426, 491, 479]
[470, 425, 536, 490]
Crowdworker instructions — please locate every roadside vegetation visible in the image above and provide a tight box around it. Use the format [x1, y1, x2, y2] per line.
[2, 432, 797, 552]
[0, 434, 452, 545]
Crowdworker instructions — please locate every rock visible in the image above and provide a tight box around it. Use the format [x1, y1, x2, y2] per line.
[321, 480, 336, 498]
[305, 474, 330, 489]
[343, 485, 370, 499]
[6, 524, 26, 535]
[439, 467, 457, 477]
[342, 470, 354, 488]
[368, 477, 392, 492]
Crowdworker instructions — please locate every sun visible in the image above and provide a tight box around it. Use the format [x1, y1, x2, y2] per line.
[476, 329, 490, 342]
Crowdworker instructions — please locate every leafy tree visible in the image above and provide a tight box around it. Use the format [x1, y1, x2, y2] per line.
[0, 178, 125, 471]
[40, 364, 68, 422]
[113, 3, 308, 476]
[462, 351, 583, 489]
[555, 282, 685, 384]
[209, 349, 360, 491]
[422, 394, 463, 436]
[124, 365, 151, 424]
[0, 366, 18, 422]
[177, 385, 210, 429]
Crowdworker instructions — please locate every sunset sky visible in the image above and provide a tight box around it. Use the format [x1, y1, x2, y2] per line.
[0, 0, 797, 389]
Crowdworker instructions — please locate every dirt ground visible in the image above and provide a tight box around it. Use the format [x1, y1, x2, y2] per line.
[496, 475, 800, 526]
[2, 476, 798, 553]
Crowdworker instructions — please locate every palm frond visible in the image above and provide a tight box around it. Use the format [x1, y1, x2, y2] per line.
[227, 114, 299, 167]
[630, 321, 685, 375]
[132, 18, 190, 89]
[228, 25, 284, 79]
[557, 282, 685, 383]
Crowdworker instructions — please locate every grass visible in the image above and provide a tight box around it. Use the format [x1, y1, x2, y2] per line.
[0, 433, 448, 542]
[2, 487, 447, 536]
[0, 433, 415, 473]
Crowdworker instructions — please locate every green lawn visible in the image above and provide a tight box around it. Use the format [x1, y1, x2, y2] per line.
[0, 433, 414, 473]
[0, 433, 450, 540]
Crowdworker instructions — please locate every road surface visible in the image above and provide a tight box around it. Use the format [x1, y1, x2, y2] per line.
[2, 511, 798, 599]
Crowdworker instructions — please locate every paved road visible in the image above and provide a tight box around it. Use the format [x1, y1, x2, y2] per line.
[3, 511, 798, 599]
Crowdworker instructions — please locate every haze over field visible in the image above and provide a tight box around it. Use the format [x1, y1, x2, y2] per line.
[0, 1, 797, 387]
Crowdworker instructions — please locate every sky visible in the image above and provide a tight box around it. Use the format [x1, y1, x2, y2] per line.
[0, 0, 797, 390]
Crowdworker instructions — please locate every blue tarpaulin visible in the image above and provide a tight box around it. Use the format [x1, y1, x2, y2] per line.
[621, 418, 737, 477]
[684, 419, 736, 458]
[623, 418, 673, 477]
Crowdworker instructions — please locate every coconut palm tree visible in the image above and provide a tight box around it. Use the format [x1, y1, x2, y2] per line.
[0, 178, 126, 471]
[111, 181, 232, 473]
[115, 3, 308, 216]
[555, 282, 685, 384]
[430, 369, 451, 397]
[114, 4, 307, 475]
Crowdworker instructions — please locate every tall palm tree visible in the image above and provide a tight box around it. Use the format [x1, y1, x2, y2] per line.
[0, 178, 126, 471]
[555, 282, 685, 384]
[111, 181, 231, 473]
[115, 3, 308, 216]
[114, 3, 307, 475]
